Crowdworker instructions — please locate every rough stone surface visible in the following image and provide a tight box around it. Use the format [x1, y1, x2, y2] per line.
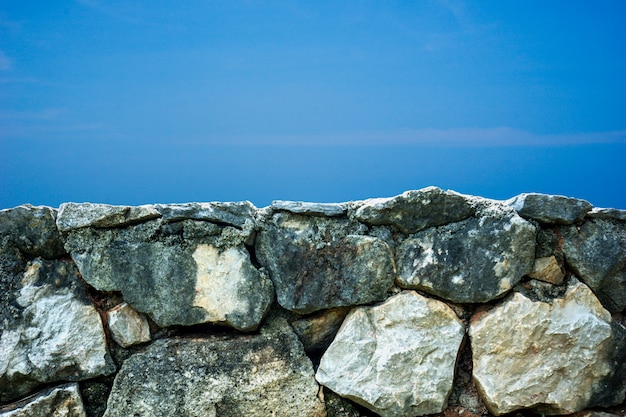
[63, 215, 273, 330]
[0, 205, 65, 259]
[0, 258, 114, 403]
[57, 203, 161, 232]
[562, 218, 626, 312]
[272, 200, 347, 216]
[588, 207, 626, 222]
[470, 281, 626, 415]
[291, 307, 351, 354]
[316, 291, 465, 417]
[0, 383, 86, 417]
[353, 187, 475, 234]
[529, 255, 565, 285]
[396, 201, 536, 303]
[107, 303, 151, 348]
[506, 193, 593, 225]
[152, 201, 257, 229]
[102, 315, 326, 417]
[256, 212, 395, 314]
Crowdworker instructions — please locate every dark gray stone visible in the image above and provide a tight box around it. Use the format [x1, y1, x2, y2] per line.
[0, 383, 87, 417]
[102, 316, 326, 417]
[63, 218, 273, 330]
[396, 202, 536, 303]
[256, 212, 395, 314]
[0, 205, 65, 259]
[0, 258, 114, 403]
[291, 307, 351, 354]
[353, 187, 475, 234]
[562, 219, 626, 312]
[506, 193, 592, 225]
[588, 207, 626, 223]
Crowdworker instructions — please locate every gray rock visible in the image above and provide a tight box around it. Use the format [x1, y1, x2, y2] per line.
[64, 218, 273, 330]
[470, 281, 626, 415]
[102, 316, 326, 417]
[562, 219, 626, 312]
[316, 291, 465, 417]
[353, 187, 475, 234]
[588, 207, 626, 222]
[271, 200, 347, 217]
[255, 212, 395, 314]
[107, 303, 151, 348]
[56, 203, 161, 232]
[0, 383, 86, 417]
[0, 258, 114, 403]
[396, 202, 536, 303]
[153, 201, 257, 229]
[506, 193, 592, 225]
[0, 205, 65, 259]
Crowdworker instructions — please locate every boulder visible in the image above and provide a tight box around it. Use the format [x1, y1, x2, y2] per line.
[470, 281, 626, 415]
[0, 205, 65, 259]
[107, 303, 151, 348]
[102, 315, 326, 417]
[353, 187, 475, 234]
[316, 291, 465, 417]
[396, 201, 536, 303]
[506, 193, 592, 224]
[56, 202, 161, 232]
[256, 212, 394, 314]
[0, 383, 86, 417]
[588, 207, 626, 223]
[562, 218, 626, 312]
[61, 203, 273, 330]
[0, 258, 114, 403]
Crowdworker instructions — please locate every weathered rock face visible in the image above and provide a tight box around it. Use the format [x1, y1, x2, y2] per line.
[528, 255, 565, 285]
[354, 187, 475, 234]
[0, 205, 66, 259]
[0, 259, 114, 403]
[562, 218, 626, 312]
[60, 202, 274, 331]
[107, 303, 151, 348]
[316, 291, 465, 417]
[291, 307, 351, 354]
[255, 211, 395, 314]
[470, 281, 626, 415]
[396, 201, 536, 303]
[0, 383, 87, 417]
[506, 193, 592, 225]
[102, 315, 326, 417]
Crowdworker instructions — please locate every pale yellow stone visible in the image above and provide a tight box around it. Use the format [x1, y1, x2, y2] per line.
[529, 256, 564, 285]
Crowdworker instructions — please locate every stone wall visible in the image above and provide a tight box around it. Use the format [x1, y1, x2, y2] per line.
[1, 187, 625, 417]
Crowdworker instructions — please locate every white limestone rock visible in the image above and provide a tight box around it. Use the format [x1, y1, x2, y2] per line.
[271, 200, 347, 216]
[0, 383, 86, 417]
[107, 302, 151, 348]
[56, 202, 161, 232]
[0, 259, 114, 403]
[470, 281, 626, 415]
[316, 291, 465, 417]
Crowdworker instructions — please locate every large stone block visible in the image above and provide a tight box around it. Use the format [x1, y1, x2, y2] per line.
[102, 316, 326, 417]
[316, 291, 465, 417]
[506, 193, 592, 225]
[256, 212, 395, 314]
[470, 281, 626, 415]
[396, 201, 536, 303]
[60, 203, 273, 330]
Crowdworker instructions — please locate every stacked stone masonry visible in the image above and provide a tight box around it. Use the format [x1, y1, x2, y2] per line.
[1, 187, 625, 417]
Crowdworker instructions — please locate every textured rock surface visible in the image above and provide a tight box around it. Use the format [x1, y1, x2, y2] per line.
[470, 281, 626, 415]
[0, 383, 86, 417]
[588, 207, 626, 222]
[529, 255, 564, 285]
[57, 203, 161, 232]
[291, 307, 351, 354]
[256, 212, 395, 313]
[0, 259, 114, 403]
[396, 201, 536, 303]
[0, 205, 66, 259]
[272, 201, 347, 216]
[562, 218, 626, 312]
[353, 187, 475, 234]
[107, 303, 151, 348]
[62, 204, 273, 330]
[316, 291, 465, 417]
[102, 315, 326, 417]
[506, 193, 592, 224]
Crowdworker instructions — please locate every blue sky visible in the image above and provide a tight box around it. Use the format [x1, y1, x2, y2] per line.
[1, 1, 625, 209]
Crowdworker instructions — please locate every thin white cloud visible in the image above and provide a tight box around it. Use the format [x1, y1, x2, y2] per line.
[0, 51, 12, 71]
[216, 128, 626, 147]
